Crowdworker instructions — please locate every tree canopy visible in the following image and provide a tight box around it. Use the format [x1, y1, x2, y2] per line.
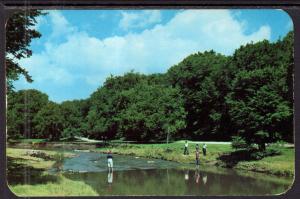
[167, 51, 232, 140]
[226, 33, 294, 150]
[7, 89, 48, 139]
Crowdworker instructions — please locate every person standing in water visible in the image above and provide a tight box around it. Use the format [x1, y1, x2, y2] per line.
[195, 146, 200, 169]
[183, 140, 189, 155]
[107, 150, 113, 171]
[202, 143, 207, 156]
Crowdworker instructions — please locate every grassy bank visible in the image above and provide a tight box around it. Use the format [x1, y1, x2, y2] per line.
[7, 148, 75, 169]
[233, 147, 294, 176]
[7, 148, 97, 196]
[95, 140, 294, 177]
[9, 175, 98, 196]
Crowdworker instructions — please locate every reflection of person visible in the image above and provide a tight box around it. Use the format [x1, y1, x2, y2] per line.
[183, 141, 189, 155]
[195, 147, 200, 169]
[107, 170, 113, 192]
[202, 143, 207, 156]
[195, 169, 200, 184]
[202, 174, 207, 185]
[107, 150, 113, 171]
[108, 170, 113, 184]
[184, 170, 189, 180]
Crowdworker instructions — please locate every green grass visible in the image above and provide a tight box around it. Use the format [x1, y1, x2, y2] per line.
[97, 141, 231, 164]
[95, 140, 294, 177]
[7, 148, 75, 169]
[235, 147, 295, 176]
[9, 139, 47, 143]
[9, 175, 98, 196]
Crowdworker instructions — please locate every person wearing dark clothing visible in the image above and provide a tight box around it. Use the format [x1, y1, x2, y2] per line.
[183, 141, 189, 155]
[202, 143, 207, 156]
[195, 148, 200, 169]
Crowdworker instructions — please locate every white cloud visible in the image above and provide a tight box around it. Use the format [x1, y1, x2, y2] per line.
[48, 10, 77, 39]
[16, 10, 271, 102]
[119, 10, 162, 30]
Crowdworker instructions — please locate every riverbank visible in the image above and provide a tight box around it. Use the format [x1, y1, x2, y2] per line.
[94, 141, 295, 177]
[7, 148, 75, 169]
[6, 145, 294, 196]
[7, 148, 98, 196]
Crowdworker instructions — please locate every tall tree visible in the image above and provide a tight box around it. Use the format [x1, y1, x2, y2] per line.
[87, 72, 147, 139]
[60, 100, 89, 138]
[226, 32, 294, 150]
[115, 81, 186, 141]
[167, 51, 231, 140]
[6, 10, 44, 92]
[7, 89, 48, 139]
[33, 102, 64, 141]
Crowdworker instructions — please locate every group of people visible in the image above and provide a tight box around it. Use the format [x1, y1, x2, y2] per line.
[183, 141, 207, 167]
[105, 142, 206, 188]
[107, 141, 206, 172]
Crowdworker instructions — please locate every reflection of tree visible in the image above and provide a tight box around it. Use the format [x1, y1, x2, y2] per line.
[7, 157, 59, 185]
[63, 169, 291, 195]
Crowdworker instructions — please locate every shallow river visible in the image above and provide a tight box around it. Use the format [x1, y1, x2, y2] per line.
[8, 151, 293, 196]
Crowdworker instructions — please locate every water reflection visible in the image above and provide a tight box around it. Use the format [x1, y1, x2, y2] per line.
[184, 170, 189, 181]
[107, 170, 113, 192]
[195, 169, 201, 184]
[202, 174, 207, 185]
[108, 170, 113, 184]
[7, 157, 59, 185]
[63, 168, 291, 196]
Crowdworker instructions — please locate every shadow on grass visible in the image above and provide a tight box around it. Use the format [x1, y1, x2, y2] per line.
[217, 149, 280, 168]
[7, 157, 59, 185]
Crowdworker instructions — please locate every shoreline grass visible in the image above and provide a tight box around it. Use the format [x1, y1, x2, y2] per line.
[6, 148, 75, 169]
[9, 175, 98, 196]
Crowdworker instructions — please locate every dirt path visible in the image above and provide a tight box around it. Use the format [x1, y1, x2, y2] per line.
[74, 136, 102, 143]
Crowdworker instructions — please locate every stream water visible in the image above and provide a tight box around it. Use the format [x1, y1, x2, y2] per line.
[8, 151, 293, 196]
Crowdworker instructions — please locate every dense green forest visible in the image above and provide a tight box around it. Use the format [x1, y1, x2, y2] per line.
[7, 31, 294, 150]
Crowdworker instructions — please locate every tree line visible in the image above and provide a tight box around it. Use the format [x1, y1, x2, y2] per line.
[6, 11, 293, 151]
[7, 31, 293, 150]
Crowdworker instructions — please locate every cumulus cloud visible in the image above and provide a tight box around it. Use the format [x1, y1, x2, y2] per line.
[48, 11, 77, 39]
[119, 10, 162, 30]
[16, 10, 271, 102]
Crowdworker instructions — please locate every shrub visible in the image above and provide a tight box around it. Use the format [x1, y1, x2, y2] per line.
[231, 136, 248, 150]
[53, 152, 65, 171]
[249, 148, 281, 160]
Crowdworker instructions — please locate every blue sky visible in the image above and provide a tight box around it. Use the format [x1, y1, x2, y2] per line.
[13, 9, 293, 103]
